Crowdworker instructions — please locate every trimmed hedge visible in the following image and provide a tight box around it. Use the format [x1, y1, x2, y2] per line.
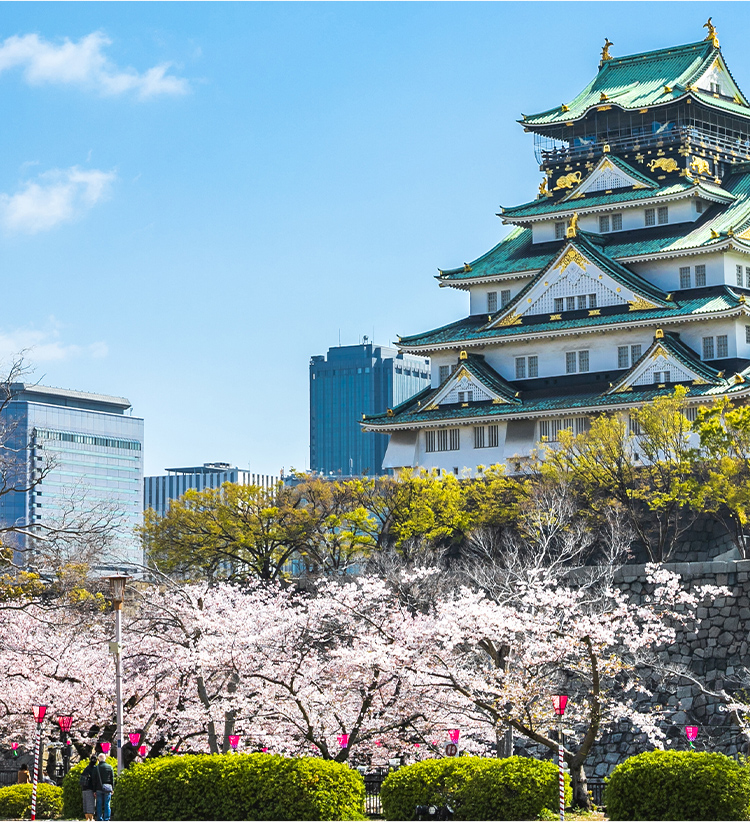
[62, 756, 118, 820]
[380, 756, 570, 821]
[0, 783, 63, 819]
[113, 753, 366, 821]
[604, 750, 750, 821]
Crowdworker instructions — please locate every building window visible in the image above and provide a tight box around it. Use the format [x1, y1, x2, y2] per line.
[488, 425, 498, 447]
[437, 430, 448, 451]
[717, 334, 729, 358]
[474, 425, 498, 448]
[612, 213, 623, 231]
[474, 426, 485, 448]
[702, 336, 715, 359]
[679, 267, 691, 288]
[599, 215, 610, 233]
[746, 325, 750, 344]
[554, 297, 564, 312]
[566, 296, 576, 311]
[457, 390, 474, 403]
[555, 222, 565, 239]
[653, 370, 671, 384]
[425, 431, 436, 452]
[439, 365, 450, 383]
[449, 428, 460, 450]
[629, 415, 642, 436]
[577, 295, 588, 310]
[539, 416, 589, 441]
[488, 291, 498, 313]
[589, 293, 597, 308]
[695, 264, 706, 287]
[746, 267, 750, 288]
[515, 355, 538, 379]
[658, 206, 669, 224]
[618, 346, 629, 369]
[631, 343, 642, 363]
[738, 265, 744, 287]
[501, 289, 511, 307]
[645, 208, 655, 227]
[710, 81, 721, 95]
[566, 350, 589, 373]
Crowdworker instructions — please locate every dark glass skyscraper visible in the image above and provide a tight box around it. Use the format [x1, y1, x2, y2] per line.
[309, 343, 430, 476]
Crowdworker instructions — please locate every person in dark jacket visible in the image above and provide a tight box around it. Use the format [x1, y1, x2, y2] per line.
[80, 756, 97, 821]
[95, 753, 114, 822]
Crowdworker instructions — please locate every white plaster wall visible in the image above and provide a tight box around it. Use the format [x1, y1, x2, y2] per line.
[413, 422, 508, 476]
[530, 199, 699, 244]
[677, 318, 738, 360]
[468, 278, 530, 315]
[629, 253, 724, 292]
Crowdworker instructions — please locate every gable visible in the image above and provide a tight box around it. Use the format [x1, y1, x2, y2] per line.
[610, 335, 722, 394]
[695, 55, 748, 104]
[430, 362, 514, 407]
[488, 244, 663, 327]
[563, 157, 653, 200]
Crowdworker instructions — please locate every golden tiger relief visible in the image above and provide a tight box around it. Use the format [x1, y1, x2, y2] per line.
[690, 156, 711, 175]
[648, 157, 678, 173]
[553, 171, 582, 191]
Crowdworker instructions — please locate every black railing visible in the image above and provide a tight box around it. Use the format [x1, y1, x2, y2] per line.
[588, 780, 605, 807]
[362, 767, 389, 816]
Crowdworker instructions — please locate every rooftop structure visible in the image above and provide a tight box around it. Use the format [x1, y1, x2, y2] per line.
[363, 23, 750, 475]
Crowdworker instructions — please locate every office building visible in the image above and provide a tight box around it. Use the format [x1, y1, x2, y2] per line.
[0, 383, 144, 570]
[364, 27, 750, 474]
[310, 341, 430, 476]
[144, 463, 277, 517]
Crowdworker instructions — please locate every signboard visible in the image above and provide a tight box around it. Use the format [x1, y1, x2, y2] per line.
[445, 743, 458, 757]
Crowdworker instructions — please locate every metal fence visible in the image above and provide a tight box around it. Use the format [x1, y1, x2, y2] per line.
[588, 780, 605, 808]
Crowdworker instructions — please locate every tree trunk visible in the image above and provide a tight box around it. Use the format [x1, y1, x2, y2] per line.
[496, 725, 513, 758]
[569, 759, 591, 810]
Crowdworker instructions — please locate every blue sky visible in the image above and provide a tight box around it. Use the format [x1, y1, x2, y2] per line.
[0, 2, 744, 476]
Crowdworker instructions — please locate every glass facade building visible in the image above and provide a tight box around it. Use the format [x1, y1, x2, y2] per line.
[309, 343, 430, 476]
[144, 464, 277, 517]
[0, 384, 144, 570]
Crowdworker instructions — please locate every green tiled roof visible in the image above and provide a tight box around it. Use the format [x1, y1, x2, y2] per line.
[523, 40, 749, 129]
[460, 354, 520, 403]
[501, 180, 733, 222]
[364, 381, 747, 428]
[398, 288, 743, 349]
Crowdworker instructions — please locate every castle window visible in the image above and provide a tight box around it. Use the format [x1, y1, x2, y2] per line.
[737, 265, 744, 286]
[653, 370, 671, 384]
[702, 336, 715, 359]
[684, 407, 699, 423]
[746, 267, 750, 288]
[425, 431, 436, 452]
[631, 344, 642, 363]
[487, 291, 498, 313]
[612, 213, 623, 231]
[695, 264, 706, 287]
[566, 350, 589, 373]
[501, 289, 511, 307]
[474, 425, 499, 449]
[438, 430, 448, 451]
[746, 325, 750, 344]
[449, 429, 460, 450]
[629, 415, 642, 436]
[618, 346, 629, 368]
[599, 215, 610, 233]
[439, 365, 450, 383]
[457, 391, 473, 403]
[645, 208, 656, 226]
[589, 293, 597, 308]
[555, 222, 565, 239]
[554, 298, 564, 312]
[515, 355, 538, 379]
[658, 206, 669, 224]
[577, 295, 588, 310]
[679, 267, 691, 288]
[539, 416, 589, 441]
[717, 335, 729, 358]
[566, 296, 576, 311]
[710, 81, 721, 95]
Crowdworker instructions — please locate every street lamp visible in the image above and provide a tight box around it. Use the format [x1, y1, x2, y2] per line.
[30, 705, 47, 822]
[552, 695, 568, 822]
[57, 716, 73, 776]
[104, 574, 129, 775]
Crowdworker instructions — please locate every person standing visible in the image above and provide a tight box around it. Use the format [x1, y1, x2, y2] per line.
[17, 764, 30, 784]
[80, 756, 97, 822]
[95, 753, 114, 822]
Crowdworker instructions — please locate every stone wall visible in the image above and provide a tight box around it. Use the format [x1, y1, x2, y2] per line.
[515, 558, 750, 779]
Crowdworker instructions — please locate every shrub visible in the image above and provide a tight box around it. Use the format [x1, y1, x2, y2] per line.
[380, 756, 569, 821]
[604, 750, 750, 821]
[0, 783, 63, 819]
[62, 756, 118, 820]
[112, 753, 366, 821]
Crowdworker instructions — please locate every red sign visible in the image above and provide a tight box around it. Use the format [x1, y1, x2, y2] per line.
[445, 743, 458, 757]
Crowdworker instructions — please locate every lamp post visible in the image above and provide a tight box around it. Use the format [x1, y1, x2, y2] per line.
[31, 705, 47, 822]
[104, 575, 129, 775]
[57, 715, 73, 777]
[552, 695, 568, 822]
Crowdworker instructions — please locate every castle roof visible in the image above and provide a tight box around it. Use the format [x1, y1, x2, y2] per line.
[522, 39, 750, 131]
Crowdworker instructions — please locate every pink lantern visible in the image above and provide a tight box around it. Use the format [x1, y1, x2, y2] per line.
[415, 743, 420, 748]
[32, 706, 47, 724]
[57, 716, 73, 733]
[448, 729, 460, 744]
[228, 735, 240, 751]
[337, 734, 349, 748]
[375, 740, 382, 746]
[552, 695, 568, 716]
[685, 726, 699, 741]
[129, 733, 140, 747]
[100, 742, 111, 754]
[138, 745, 147, 757]
[11, 743, 18, 756]
[262, 747, 268, 753]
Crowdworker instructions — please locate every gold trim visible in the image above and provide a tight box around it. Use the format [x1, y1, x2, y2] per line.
[648, 157, 678, 173]
[459, 350, 468, 360]
[588, 309, 601, 317]
[690, 156, 710, 175]
[496, 311, 522, 327]
[557, 246, 587, 271]
[549, 313, 562, 321]
[655, 328, 664, 339]
[553, 171, 582, 191]
[629, 296, 659, 311]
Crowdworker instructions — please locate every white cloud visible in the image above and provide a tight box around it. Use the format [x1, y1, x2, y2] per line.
[0, 324, 108, 363]
[0, 166, 116, 234]
[0, 31, 189, 98]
